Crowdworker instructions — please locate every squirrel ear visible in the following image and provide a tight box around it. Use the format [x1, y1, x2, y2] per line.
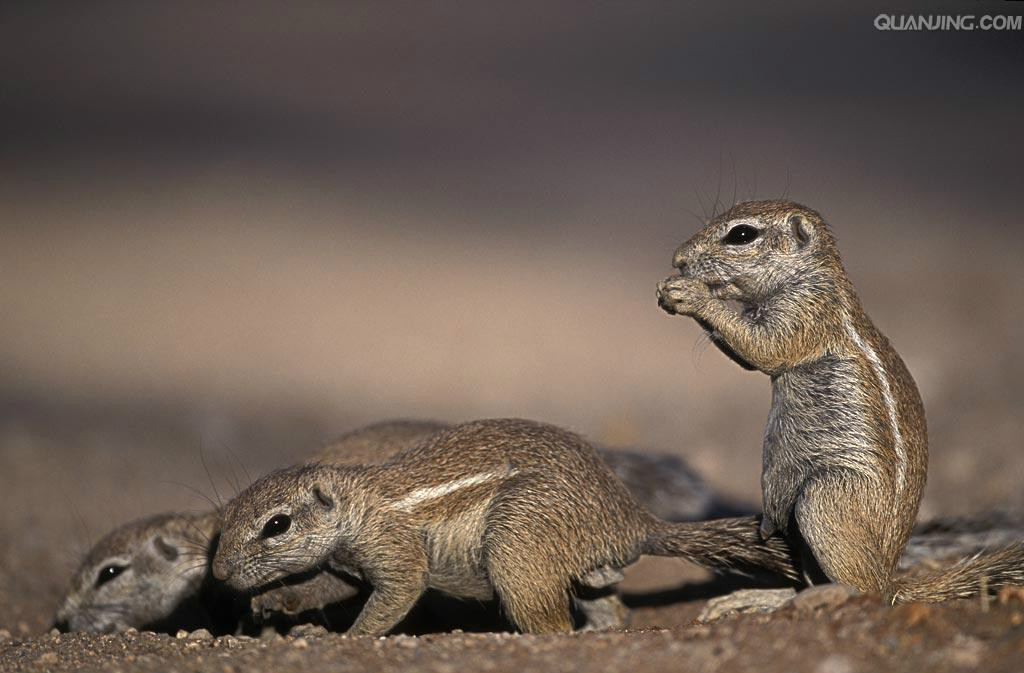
[312, 484, 335, 511]
[788, 214, 813, 249]
[151, 535, 180, 562]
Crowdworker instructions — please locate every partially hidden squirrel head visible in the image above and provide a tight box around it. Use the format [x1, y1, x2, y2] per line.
[54, 512, 215, 633]
[671, 200, 843, 304]
[212, 464, 347, 592]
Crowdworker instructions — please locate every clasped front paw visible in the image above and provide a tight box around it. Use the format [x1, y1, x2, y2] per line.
[656, 274, 712, 316]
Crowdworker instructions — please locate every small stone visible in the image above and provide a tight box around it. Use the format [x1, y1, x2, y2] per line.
[816, 654, 855, 673]
[943, 634, 984, 668]
[687, 626, 712, 639]
[697, 588, 797, 622]
[0, 629, 10, 642]
[898, 602, 933, 628]
[49, 628, 60, 638]
[998, 585, 1024, 605]
[292, 637, 309, 649]
[188, 628, 213, 641]
[35, 652, 58, 665]
[790, 584, 860, 612]
[175, 629, 189, 639]
[289, 624, 328, 638]
[124, 627, 138, 636]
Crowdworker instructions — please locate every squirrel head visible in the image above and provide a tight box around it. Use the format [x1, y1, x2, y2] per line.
[671, 200, 841, 304]
[55, 512, 214, 633]
[212, 464, 345, 591]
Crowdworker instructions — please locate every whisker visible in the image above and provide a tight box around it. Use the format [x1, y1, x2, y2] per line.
[160, 480, 220, 511]
[219, 441, 242, 497]
[199, 447, 224, 510]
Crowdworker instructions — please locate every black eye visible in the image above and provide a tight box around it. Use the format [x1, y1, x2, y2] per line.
[723, 224, 760, 245]
[95, 564, 127, 588]
[261, 514, 291, 539]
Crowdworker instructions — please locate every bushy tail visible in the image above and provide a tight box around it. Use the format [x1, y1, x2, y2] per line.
[641, 515, 799, 581]
[902, 510, 1024, 571]
[892, 543, 1024, 602]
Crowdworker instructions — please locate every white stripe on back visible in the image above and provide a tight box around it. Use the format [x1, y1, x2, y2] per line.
[389, 470, 511, 511]
[844, 319, 906, 496]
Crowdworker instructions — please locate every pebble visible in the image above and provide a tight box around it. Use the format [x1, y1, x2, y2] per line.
[697, 588, 796, 622]
[998, 585, 1024, 605]
[34, 652, 58, 665]
[0, 629, 10, 642]
[816, 654, 855, 673]
[292, 637, 309, 649]
[944, 634, 984, 668]
[175, 629, 189, 639]
[790, 585, 859, 613]
[188, 629, 214, 641]
[49, 628, 60, 638]
[289, 624, 328, 638]
[260, 629, 283, 642]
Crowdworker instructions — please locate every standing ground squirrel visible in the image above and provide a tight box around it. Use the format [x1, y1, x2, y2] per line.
[54, 420, 719, 633]
[656, 199, 1024, 601]
[212, 418, 798, 636]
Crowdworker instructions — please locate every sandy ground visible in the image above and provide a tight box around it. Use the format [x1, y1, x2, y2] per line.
[3, 591, 1024, 673]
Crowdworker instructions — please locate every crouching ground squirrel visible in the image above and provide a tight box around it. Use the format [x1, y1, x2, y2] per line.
[656, 199, 1024, 601]
[212, 418, 799, 636]
[55, 420, 722, 633]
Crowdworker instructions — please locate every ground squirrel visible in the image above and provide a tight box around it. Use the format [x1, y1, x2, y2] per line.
[54, 419, 721, 633]
[212, 418, 798, 636]
[656, 199, 1024, 601]
[53, 510, 228, 634]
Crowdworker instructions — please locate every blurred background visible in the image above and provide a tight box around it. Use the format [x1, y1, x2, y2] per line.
[1, 0, 1022, 630]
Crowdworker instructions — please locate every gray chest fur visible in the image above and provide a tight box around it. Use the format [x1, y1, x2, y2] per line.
[762, 355, 881, 531]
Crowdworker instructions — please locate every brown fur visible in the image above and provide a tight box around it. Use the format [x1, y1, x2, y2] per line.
[657, 199, 1024, 602]
[54, 511, 221, 634]
[212, 418, 798, 635]
[54, 419, 718, 632]
[53, 421, 446, 633]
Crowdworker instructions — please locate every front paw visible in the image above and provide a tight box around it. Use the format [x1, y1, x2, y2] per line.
[656, 274, 712, 316]
[251, 588, 304, 619]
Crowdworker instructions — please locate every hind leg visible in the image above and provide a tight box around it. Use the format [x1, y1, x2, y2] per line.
[794, 477, 895, 596]
[481, 494, 575, 633]
[483, 538, 573, 633]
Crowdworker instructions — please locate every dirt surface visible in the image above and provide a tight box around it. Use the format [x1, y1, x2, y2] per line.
[3, 593, 1024, 673]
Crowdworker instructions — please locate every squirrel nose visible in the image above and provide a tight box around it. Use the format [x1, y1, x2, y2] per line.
[672, 246, 688, 274]
[211, 557, 232, 581]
